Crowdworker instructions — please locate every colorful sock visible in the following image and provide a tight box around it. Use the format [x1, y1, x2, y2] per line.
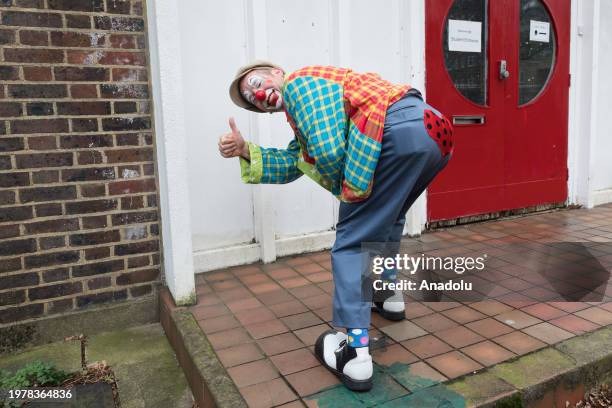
[381, 267, 397, 283]
[347, 328, 369, 348]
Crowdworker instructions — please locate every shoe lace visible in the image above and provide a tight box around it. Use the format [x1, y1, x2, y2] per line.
[335, 339, 347, 353]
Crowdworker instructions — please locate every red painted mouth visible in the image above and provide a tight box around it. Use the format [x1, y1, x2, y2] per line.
[267, 90, 278, 107]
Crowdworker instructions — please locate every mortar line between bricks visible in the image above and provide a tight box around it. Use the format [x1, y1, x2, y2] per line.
[0, 14, 146, 22]
[0, 63, 148, 67]
[0, 251, 158, 273]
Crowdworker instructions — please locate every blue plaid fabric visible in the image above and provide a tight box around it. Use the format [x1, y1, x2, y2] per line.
[239, 66, 408, 202]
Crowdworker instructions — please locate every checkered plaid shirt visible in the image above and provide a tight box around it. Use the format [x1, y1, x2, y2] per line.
[240, 66, 409, 202]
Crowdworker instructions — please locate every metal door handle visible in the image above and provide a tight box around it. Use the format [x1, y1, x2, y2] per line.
[499, 60, 510, 80]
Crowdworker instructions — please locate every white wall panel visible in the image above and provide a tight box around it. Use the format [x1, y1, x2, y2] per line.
[266, 0, 337, 238]
[592, 1, 612, 192]
[177, 0, 256, 251]
[345, 0, 402, 82]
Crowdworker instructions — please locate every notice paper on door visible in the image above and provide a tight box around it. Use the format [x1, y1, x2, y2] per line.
[448, 19, 482, 53]
[530, 20, 550, 42]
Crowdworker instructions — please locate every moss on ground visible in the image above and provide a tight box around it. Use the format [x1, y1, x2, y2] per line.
[0, 324, 192, 408]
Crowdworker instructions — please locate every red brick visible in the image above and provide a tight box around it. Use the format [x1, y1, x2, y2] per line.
[9, 85, 67, 99]
[20, 186, 76, 203]
[106, 0, 131, 14]
[26, 102, 53, 116]
[105, 148, 153, 163]
[55, 67, 108, 82]
[0, 303, 44, 324]
[4, 48, 63, 63]
[108, 178, 156, 195]
[0, 224, 20, 240]
[28, 136, 57, 150]
[0, 29, 16, 45]
[70, 84, 98, 99]
[82, 215, 108, 229]
[66, 14, 91, 28]
[60, 134, 113, 149]
[100, 84, 148, 98]
[51, 31, 105, 47]
[94, 15, 144, 32]
[67, 50, 146, 66]
[16, 152, 72, 168]
[24, 218, 79, 234]
[15, 0, 45, 7]
[57, 102, 111, 116]
[19, 30, 48, 45]
[112, 68, 147, 82]
[48, 0, 103, 12]
[80, 184, 106, 198]
[110, 34, 136, 48]
[34, 203, 62, 217]
[84, 247, 111, 261]
[0, 66, 19, 81]
[0, 102, 22, 117]
[0, 138, 24, 152]
[1, 11, 63, 28]
[29, 281, 82, 300]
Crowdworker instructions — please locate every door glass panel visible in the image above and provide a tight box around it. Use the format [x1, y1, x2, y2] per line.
[443, 0, 488, 106]
[519, 0, 556, 105]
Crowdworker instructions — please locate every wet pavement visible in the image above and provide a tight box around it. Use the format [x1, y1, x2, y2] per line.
[190, 204, 612, 407]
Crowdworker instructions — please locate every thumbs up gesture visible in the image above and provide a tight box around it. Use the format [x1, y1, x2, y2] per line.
[218, 117, 248, 159]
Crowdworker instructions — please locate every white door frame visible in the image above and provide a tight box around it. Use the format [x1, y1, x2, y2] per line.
[567, 0, 601, 208]
[146, 0, 196, 304]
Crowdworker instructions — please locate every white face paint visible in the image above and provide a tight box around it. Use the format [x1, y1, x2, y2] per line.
[242, 75, 264, 105]
[241, 72, 284, 112]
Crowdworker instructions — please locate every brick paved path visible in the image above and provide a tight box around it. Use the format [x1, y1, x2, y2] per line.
[190, 205, 612, 407]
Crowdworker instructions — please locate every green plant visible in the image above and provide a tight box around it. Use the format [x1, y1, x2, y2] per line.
[0, 361, 69, 389]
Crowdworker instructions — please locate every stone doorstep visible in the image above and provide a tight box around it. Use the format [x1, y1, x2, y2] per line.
[163, 282, 612, 408]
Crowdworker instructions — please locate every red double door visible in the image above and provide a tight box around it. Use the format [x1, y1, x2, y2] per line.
[426, 0, 570, 221]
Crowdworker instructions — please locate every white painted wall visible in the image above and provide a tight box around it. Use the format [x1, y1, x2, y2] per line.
[177, 1, 256, 252]
[568, 0, 612, 208]
[146, 0, 195, 304]
[591, 0, 612, 204]
[168, 0, 426, 272]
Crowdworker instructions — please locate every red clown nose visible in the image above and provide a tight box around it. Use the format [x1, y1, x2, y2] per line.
[255, 89, 266, 101]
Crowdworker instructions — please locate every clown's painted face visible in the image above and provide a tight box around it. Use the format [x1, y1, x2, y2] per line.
[240, 68, 284, 112]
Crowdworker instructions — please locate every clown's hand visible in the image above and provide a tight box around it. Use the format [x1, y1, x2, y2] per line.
[218, 117, 248, 159]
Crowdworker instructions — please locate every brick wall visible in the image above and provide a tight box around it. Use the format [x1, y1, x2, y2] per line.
[0, 0, 161, 326]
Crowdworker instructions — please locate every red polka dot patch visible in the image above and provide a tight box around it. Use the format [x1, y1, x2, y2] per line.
[424, 109, 454, 157]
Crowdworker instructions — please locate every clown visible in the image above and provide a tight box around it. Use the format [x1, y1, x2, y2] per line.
[219, 61, 453, 391]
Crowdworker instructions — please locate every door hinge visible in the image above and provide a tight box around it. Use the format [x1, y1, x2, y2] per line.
[567, 167, 569, 181]
[568, 74, 571, 87]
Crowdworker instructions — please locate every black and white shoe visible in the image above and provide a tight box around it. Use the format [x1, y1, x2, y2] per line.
[314, 330, 373, 392]
[371, 288, 406, 321]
